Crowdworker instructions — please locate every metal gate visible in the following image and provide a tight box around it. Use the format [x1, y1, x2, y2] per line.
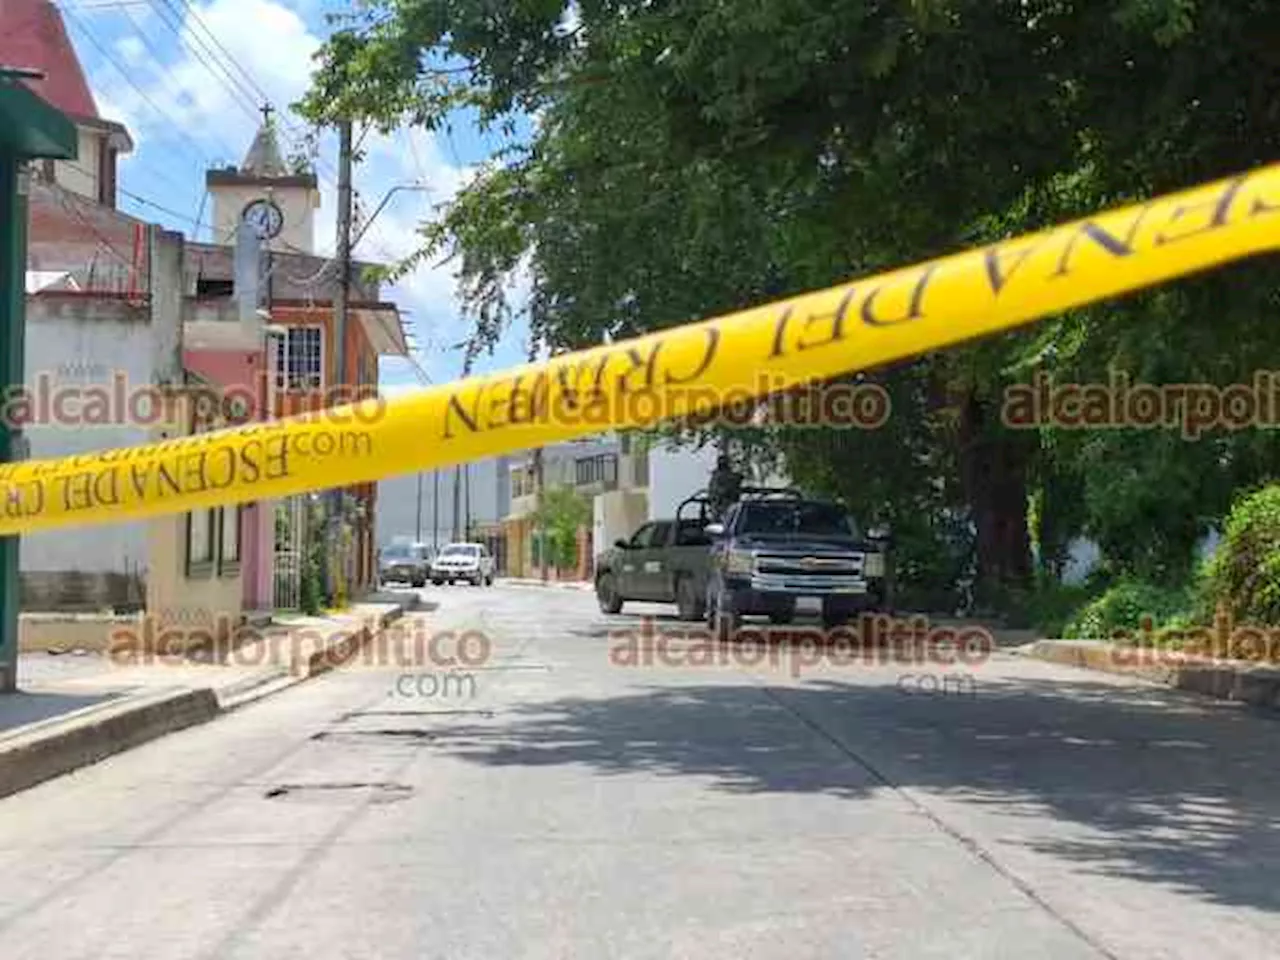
[273, 495, 308, 610]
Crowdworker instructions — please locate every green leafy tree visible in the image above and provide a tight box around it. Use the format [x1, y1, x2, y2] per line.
[531, 485, 590, 572]
[298, 0, 1280, 613]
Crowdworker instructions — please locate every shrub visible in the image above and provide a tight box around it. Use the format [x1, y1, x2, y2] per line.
[1194, 484, 1280, 627]
[1062, 580, 1190, 640]
[1020, 582, 1100, 638]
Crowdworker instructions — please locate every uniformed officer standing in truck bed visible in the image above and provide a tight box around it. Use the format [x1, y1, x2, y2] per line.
[707, 452, 743, 521]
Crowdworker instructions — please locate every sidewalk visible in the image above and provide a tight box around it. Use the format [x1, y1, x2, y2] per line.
[0, 597, 420, 801]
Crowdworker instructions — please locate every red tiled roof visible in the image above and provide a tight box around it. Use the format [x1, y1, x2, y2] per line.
[0, 0, 99, 120]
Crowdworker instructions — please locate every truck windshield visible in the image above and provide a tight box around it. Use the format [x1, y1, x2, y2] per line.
[441, 544, 479, 557]
[737, 502, 858, 537]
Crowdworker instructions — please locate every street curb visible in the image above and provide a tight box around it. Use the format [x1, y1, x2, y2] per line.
[296, 601, 421, 678]
[0, 600, 421, 800]
[1019, 639, 1280, 710]
[0, 687, 220, 802]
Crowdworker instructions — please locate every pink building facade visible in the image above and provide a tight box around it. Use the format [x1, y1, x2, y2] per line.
[181, 347, 274, 615]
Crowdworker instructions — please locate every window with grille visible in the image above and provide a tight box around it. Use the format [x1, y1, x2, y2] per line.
[275, 326, 324, 390]
[575, 454, 618, 486]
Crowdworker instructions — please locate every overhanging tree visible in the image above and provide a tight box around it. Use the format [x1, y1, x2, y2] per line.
[298, 0, 1280, 610]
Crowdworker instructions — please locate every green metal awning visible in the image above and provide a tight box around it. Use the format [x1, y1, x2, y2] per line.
[0, 80, 77, 160]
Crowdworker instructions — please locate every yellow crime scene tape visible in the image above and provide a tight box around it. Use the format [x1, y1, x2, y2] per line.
[1, 162, 1278, 536]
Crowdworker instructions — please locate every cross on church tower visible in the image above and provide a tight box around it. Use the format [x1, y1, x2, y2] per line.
[260, 103, 274, 126]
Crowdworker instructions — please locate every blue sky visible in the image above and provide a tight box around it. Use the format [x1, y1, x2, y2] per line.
[58, 0, 535, 393]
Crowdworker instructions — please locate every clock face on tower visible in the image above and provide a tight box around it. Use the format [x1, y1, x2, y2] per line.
[242, 198, 284, 239]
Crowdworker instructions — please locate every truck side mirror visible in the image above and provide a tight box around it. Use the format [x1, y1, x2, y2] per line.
[615, 538, 629, 549]
[704, 522, 725, 537]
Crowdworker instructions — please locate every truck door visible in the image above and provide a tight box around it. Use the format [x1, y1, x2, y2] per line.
[670, 519, 713, 599]
[631, 521, 674, 600]
[616, 522, 657, 597]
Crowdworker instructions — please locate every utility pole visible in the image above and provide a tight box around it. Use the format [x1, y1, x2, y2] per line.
[527, 337, 548, 583]
[451, 464, 461, 542]
[415, 472, 423, 542]
[450, 354, 473, 543]
[432, 470, 439, 551]
[463, 463, 471, 541]
[325, 118, 354, 601]
[533, 446, 546, 582]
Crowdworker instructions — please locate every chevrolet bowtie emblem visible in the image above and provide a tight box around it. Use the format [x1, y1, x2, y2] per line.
[800, 556, 821, 568]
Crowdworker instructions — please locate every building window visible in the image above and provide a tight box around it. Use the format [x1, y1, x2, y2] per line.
[275, 325, 324, 390]
[97, 137, 117, 208]
[187, 509, 216, 573]
[219, 506, 242, 574]
[575, 454, 618, 487]
[185, 405, 218, 575]
[195, 277, 235, 297]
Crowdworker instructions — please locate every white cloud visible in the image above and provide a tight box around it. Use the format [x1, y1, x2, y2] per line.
[87, 0, 320, 170]
[76, 0, 522, 389]
[115, 35, 146, 68]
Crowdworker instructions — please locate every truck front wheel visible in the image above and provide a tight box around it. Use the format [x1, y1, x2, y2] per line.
[710, 591, 740, 643]
[597, 572, 624, 614]
[676, 576, 704, 621]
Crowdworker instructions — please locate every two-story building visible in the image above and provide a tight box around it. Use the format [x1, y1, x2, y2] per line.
[188, 111, 406, 612]
[502, 435, 651, 579]
[7, 0, 407, 634]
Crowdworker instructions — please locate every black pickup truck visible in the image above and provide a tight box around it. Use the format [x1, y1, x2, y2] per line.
[595, 488, 893, 635]
[704, 488, 893, 640]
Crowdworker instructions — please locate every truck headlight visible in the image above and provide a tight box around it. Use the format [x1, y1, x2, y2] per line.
[726, 549, 755, 576]
[863, 552, 885, 578]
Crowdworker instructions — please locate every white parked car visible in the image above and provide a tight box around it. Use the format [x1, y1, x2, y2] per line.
[430, 542, 496, 586]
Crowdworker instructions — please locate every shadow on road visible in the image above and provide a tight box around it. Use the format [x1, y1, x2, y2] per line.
[420, 668, 1280, 912]
[0, 690, 120, 733]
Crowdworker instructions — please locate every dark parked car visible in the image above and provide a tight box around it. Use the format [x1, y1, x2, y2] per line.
[378, 542, 432, 588]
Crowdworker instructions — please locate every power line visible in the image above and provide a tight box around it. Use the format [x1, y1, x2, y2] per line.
[171, 0, 272, 107]
[46, 186, 136, 271]
[62, 0, 151, 8]
[63, 158, 202, 231]
[57, 3, 219, 168]
[139, 0, 327, 179]
[145, 0, 263, 127]
[116, 184, 205, 228]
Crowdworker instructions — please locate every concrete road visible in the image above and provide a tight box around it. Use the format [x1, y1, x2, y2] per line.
[1, 584, 1279, 959]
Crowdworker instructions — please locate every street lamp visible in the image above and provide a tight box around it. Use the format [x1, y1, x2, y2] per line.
[353, 184, 430, 251]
